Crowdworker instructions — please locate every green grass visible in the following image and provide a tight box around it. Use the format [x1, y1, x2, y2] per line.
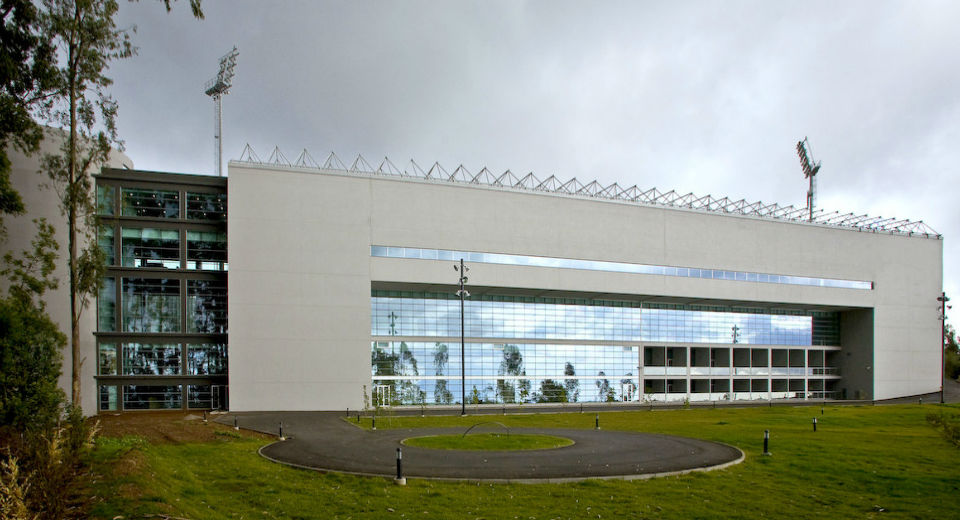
[402, 432, 574, 450]
[88, 404, 960, 519]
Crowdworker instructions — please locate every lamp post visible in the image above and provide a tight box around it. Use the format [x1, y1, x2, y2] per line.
[938, 292, 951, 404]
[455, 259, 470, 415]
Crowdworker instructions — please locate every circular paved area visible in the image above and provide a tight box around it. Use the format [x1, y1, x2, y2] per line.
[224, 412, 743, 482]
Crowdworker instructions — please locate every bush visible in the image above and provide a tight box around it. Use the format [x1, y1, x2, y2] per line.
[927, 412, 960, 447]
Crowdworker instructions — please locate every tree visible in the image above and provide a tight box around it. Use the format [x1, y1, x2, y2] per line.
[563, 362, 578, 402]
[945, 323, 959, 381]
[39, 0, 135, 407]
[596, 371, 610, 402]
[432, 342, 452, 404]
[497, 344, 523, 403]
[0, 0, 59, 236]
[536, 379, 566, 403]
[0, 218, 65, 431]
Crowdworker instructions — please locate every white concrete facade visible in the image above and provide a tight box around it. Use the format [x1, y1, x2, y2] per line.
[227, 162, 942, 411]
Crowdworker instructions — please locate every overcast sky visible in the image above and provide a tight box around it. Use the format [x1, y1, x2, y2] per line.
[110, 0, 959, 317]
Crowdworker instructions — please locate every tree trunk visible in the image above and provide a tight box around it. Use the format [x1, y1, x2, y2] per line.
[69, 2, 80, 408]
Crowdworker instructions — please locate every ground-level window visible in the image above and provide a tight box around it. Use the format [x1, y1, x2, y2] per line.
[99, 385, 119, 411]
[187, 385, 213, 409]
[122, 385, 182, 410]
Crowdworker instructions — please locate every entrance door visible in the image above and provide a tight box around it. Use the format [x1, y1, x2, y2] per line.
[211, 385, 228, 410]
[374, 384, 392, 407]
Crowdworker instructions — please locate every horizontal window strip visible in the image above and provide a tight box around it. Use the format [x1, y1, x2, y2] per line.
[371, 246, 872, 290]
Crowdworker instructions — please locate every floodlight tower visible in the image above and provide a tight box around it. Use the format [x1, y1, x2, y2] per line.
[796, 137, 821, 221]
[204, 46, 239, 177]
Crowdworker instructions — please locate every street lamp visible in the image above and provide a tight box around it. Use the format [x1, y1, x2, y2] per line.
[454, 259, 470, 415]
[938, 292, 951, 404]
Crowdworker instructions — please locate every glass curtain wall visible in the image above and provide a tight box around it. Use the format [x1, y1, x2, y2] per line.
[371, 291, 840, 405]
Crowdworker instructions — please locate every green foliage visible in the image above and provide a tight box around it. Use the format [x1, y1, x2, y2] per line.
[927, 411, 960, 447]
[0, 217, 64, 432]
[945, 324, 960, 380]
[0, 0, 60, 237]
[535, 379, 567, 403]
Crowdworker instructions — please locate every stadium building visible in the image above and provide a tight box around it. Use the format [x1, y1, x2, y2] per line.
[7, 140, 945, 412]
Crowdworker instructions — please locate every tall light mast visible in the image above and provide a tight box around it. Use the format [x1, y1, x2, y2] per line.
[796, 137, 821, 221]
[204, 46, 239, 177]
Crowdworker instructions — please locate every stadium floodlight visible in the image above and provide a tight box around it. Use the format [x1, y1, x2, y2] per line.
[796, 137, 822, 221]
[205, 46, 239, 177]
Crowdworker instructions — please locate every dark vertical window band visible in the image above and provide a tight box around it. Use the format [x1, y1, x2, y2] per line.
[96, 171, 227, 411]
[186, 192, 227, 221]
[122, 278, 181, 332]
[121, 188, 180, 218]
[122, 343, 181, 375]
[122, 385, 182, 410]
[186, 231, 227, 271]
[188, 280, 228, 334]
[121, 228, 180, 269]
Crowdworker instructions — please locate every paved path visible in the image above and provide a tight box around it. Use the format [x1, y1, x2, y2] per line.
[219, 412, 743, 482]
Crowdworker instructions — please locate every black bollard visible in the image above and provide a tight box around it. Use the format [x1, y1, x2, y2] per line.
[346, 407, 349, 417]
[395, 447, 406, 485]
[372, 416, 376, 430]
[203, 410, 207, 423]
[279, 421, 284, 440]
[234, 416, 238, 431]
[595, 413, 600, 430]
[763, 429, 771, 456]
[812, 418, 817, 432]
[580, 403, 583, 414]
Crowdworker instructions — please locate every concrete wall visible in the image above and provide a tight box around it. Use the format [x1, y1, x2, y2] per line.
[227, 163, 942, 410]
[3, 130, 133, 414]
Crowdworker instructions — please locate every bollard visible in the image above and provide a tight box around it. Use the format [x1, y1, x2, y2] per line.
[346, 407, 349, 417]
[812, 418, 817, 432]
[821, 405, 824, 416]
[357, 413, 360, 423]
[763, 430, 771, 456]
[394, 447, 406, 485]
[234, 416, 239, 431]
[595, 413, 600, 430]
[372, 416, 376, 430]
[919, 398, 923, 405]
[580, 403, 583, 414]
[203, 411, 207, 423]
[279, 421, 285, 440]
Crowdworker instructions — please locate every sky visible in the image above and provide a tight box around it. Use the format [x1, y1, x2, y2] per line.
[109, 0, 958, 318]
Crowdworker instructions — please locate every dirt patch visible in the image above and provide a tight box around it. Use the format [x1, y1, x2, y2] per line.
[95, 411, 270, 444]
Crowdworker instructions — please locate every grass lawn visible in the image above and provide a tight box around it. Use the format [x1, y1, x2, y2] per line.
[87, 404, 960, 519]
[402, 432, 574, 450]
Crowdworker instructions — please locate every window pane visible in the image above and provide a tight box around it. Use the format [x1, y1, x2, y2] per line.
[122, 385, 182, 410]
[187, 343, 227, 375]
[187, 280, 227, 333]
[122, 278, 181, 332]
[121, 188, 179, 218]
[99, 225, 115, 265]
[186, 230, 227, 271]
[99, 386, 118, 411]
[121, 227, 180, 269]
[186, 192, 226, 221]
[98, 277, 116, 332]
[187, 385, 213, 409]
[97, 185, 115, 215]
[122, 343, 181, 375]
[98, 343, 117, 375]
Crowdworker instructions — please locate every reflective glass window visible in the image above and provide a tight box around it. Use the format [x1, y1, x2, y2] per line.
[122, 343, 181, 375]
[121, 278, 181, 332]
[98, 277, 116, 332]
[99, 385, 118, 411]
[187, 385, 213, 409]
[121, 188, 179, 218]
[98, 343, 117, 375]
[186, 231, 227, 271]
[99, 225, 115, 265]
[186, 343, 227, 375]
[187, 280, 227, 333]
[186, 192, 226, 221]
[97, 185, 116, 215]
[121, 227, 180, 269]
[123, 385, 182, 410]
